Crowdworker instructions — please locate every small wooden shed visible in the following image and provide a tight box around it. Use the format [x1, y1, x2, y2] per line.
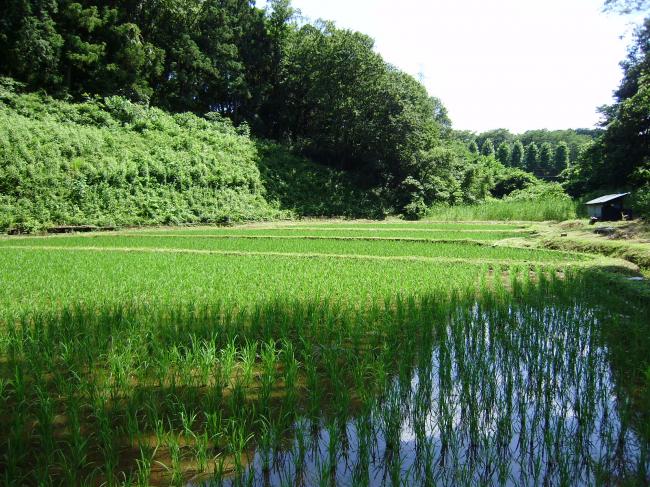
[585, 193, 631, 221]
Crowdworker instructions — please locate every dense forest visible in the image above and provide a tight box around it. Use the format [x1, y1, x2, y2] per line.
[459, 129, 602, 179]
[0, 0, 649, 230]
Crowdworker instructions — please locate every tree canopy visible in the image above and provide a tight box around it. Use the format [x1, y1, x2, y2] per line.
[566, 18, 650, 196]
[0, 0, 507, 214]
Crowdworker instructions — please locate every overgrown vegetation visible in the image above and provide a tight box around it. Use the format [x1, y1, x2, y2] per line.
[0, 87, 288, 233]
[1, 83, 544, 231]
[562, 13, 650, 217]
[427, 185, 578, 221]
[0, 1, 549, 223]
[256, 142, 385, 218]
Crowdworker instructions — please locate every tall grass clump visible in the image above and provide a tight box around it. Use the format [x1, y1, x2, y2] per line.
[427, 185, 578, 221]
[427, 196, 577, 221]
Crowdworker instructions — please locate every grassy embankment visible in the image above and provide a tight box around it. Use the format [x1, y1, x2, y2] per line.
[535, 219, 650, 274]
[0, 90, 377, 234]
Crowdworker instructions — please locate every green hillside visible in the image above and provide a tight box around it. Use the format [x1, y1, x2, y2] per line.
[0, 86, 374, 233]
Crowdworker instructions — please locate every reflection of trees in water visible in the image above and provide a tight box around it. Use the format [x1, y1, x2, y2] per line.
[1, 271, 649, 486]
[225, 286, 649, 486]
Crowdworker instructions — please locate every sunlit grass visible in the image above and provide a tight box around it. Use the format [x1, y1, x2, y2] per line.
[116, 227, 528, 240]
[427, 197, 578, 221]
[0, 220, 647, 486]
[0, 234, 589, 263]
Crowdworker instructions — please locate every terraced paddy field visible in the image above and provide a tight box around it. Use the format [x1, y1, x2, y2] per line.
[0, 221, 648, 486]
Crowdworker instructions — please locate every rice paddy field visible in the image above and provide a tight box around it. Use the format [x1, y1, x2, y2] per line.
[0, 220, 648, 486]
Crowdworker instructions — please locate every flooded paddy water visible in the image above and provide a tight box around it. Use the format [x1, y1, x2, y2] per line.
[212, 296, 649, 486]
[0, 223, 648, 486]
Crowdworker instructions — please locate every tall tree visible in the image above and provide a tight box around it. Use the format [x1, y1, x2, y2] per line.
[539, 142, 554, 177]
[554, 142, 570, 175]
[481, 138, 495, 157]
[496, 142, 511, 166]
[0, 1, 63, 91]
[511, 140, 525, 168]
[572, 18, 650, 190]
[468, 140, 479, 154]
[0, 0, 475, 211]
[271, 19, 447, 194]
[525, 142, 539, 174]
[475, 128, 513, 151]
[258, 0, 296, 135]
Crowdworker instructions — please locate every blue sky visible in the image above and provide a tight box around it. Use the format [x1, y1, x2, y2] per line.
[257, 0, 641, 133]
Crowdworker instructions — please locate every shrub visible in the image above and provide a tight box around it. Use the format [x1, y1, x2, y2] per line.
[630, 185, 650, 219]
[402, 199, 428, 220]
[491, 167, 539, 198]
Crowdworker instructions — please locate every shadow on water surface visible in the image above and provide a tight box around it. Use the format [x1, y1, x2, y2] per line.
[206, 296, 650, 486]
[0, 270, 649, 486]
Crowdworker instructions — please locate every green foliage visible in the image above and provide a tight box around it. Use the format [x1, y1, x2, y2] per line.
[427, 195, 577, 222]
[491, 166, 540, 198]
[629, 184, 650, 218]
[256, 142, 386, 219]
[468, 140, 479, 154]
[496, 142, 511, 166]
[429, 181, 576, 221]
[524, 142, 539, 174]
[0, 3, 515, 217]
[566, 19, 650, 196]
[475, 129, 513, 150]
[518, 129, 598, 162]
[273, 20, 448, 198]
[0, 89, 288, 232]
[481, 138, 495, 157]
[0, 2, 459, 212]
[0, 0, 269, 114]
[538, 142, 554, 178]
[402, 199, 429, 220]
[506, 181, 570, 201]
[511, 140, 525, 168]
[554, 142, 570, 174]
[468, 128, 598, 176]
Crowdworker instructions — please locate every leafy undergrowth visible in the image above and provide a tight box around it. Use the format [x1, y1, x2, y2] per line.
[0, 90, 382, 234]
[257, 143, 384, 219]
[0, 91, 288, 233]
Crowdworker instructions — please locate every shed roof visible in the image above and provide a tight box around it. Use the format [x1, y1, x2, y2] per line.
[585, 192, 630, 205]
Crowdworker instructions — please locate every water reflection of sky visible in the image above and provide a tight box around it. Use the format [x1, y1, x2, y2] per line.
[206, 303, 649, 486]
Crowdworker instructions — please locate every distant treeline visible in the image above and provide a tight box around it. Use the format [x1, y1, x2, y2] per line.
[458, 129, 602, 179]
[461, 10, 650, 220]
